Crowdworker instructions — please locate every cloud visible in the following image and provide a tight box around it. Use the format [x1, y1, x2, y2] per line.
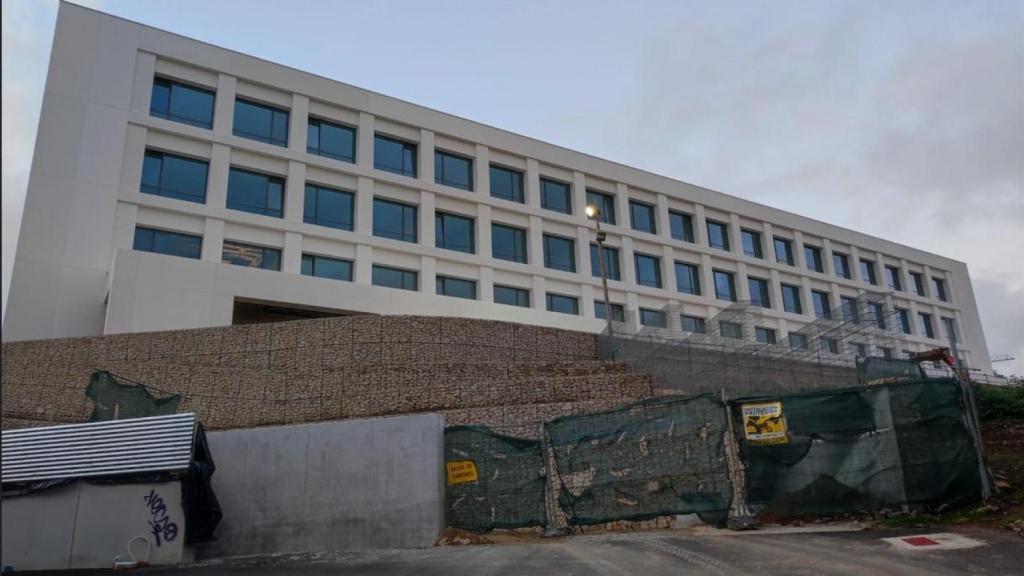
[973, 277, 1024, 377]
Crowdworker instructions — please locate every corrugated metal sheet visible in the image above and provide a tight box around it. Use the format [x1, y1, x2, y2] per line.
[2, 413, 196, 484]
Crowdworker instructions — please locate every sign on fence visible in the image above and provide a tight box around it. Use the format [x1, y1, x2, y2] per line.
[446, 460, 479, 485]
[740, 401, 789, 445]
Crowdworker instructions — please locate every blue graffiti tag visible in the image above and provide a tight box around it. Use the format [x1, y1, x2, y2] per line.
[144, 490, 179, 546]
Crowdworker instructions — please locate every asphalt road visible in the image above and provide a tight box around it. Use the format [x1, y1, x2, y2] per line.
[123, 528, 1023, 576]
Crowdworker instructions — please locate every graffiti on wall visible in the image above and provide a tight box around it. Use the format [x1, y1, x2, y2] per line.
[143, 490, 179, 546]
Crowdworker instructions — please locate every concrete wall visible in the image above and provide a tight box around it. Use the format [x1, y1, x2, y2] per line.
[201, 414, 445, 558]
[1, 481, 185, 571]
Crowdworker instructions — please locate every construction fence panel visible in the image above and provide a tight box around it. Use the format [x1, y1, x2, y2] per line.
[544, 394, 732, 526]
[443, 425, 547, 531]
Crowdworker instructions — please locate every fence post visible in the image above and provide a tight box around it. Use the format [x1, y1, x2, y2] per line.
[721, 389, 757, 530]
[950, 342, 992, 501]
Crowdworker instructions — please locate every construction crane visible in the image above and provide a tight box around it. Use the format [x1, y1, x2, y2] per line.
[990, 354, 1016, 364]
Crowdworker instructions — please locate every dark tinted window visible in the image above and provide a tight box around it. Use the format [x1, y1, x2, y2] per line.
[755, 327, 776, 344]
[634, 253, 662, 288]
[748, 276, 771, 308]
[932, 277, 948, 301]
[774, 237, 794, 265]
[490, 165, 524, 203]
[640, 308, 667, 328]
[434, 150, 473, 190]
[543, 234, 576, 272]
[851, 342, 868, 357]
[707, 220, 730, 251]
[789, 333, 809, 350]
[233, 98, 288, 146]
[141, 150, 208, 203]
[742, 229, 763, 258]
[304, 184, 354, 231]
[942, 317, 958, 343]
[841, 296, 860, 323]
[307, 118, 355, 162]
[629, 200, 656, 233]
[373, 198, 417, 243]
[674, 261, 701, 295]
[681, 315, 706, 333]
[811, 290, 832, 319]
[222, 241, 281, 270]
[374, 135, 417, 177]
[436, 275, 476, 299]
[540, 178, 571, 214]
[804, 245, 824, 272]
[713, 270, 736, 301]
[492, 223, 528, 263]
[781, 284, 802, 314]
[435, 211, 475, 253]
[910, 272, 925, 295]
[546, 293, 579, 315]
[885, 266, 902, 291]
[860, 259, 877, 285]
[918, 312, 935, 338]
[669, 211, 695, 242]
[721, 321, 743, 339]
[590, 244, 621, 280]
[372, 265, 418, 291]
[833, 252, 851, 279]
[595, 301, 625, 322]
[150, 77, 214, 129]
[897, 308, 912, 334]
[820, 338, 839, 354]
[494, 285, 530, 307]
[586, 190, 616, 224]
[132, 227, 201, 259]
[301, 254, 352, 281]
[227, 168, 284, 217]
[870, 302, 887, 329]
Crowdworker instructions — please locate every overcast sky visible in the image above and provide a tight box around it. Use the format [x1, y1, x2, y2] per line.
[3, 0, 1022, 374]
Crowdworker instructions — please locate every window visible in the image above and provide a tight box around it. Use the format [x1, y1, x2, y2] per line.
[434, 150, 473, 190]
[373, 198, 417, 243]
[851, 342, 867, 357]
[820, 338, 839, 354]
[586, 190, 616, 224]
[789, 333, 809, 350]
[640, 308, 667, 328]
[932, 277, 948, 301]
[741, 229, 763, 258]
[748, 277, 771, 308]
[860, 259, 877, 285]
[132, 227, 201, 259]
[720, 321, 743, 340]
[540, 178, 571, 214]
[669, 211, 695, 243]
[590, 244, 621, 280]
[781, 284, 802, 314]
[543, 234, 576, 272]
[141, 150, 208, 203]
[885, 266, 902, 291]
[942, 317, 958, 343]
[910, 271, 926, 296]
[897, 307, 912, 334]
[674, 261, 701, 295]
[301, 254, 352, 281]
[492, 223, 528, 263]
[490, 165, 524, 203]
[233, 98, 288, 146]
[918, 313, 935, 339]
[634, 253, 662, 288]
[707, 220, 730, 251]
[713, 270, 736, 302]
[841, 296, 860, 323]
[494, 285, 530, 308]
[374, 135, 417, 177]
[629, 200, 657, 233]
[304, 184, 354, 231]
[150, 77, 214, 129]
[774, 237, 794, 265]
[227, 168, 284, 217]
[681, 315, 706, 334]
[755, 327, 777, 345]
[804, 245, 824, 272]
[436, 275, 477, 300]
[811, 290, 832, 319]
[833, 252, 851, 279]
[546, 293, 579, 315]
[870, 302, 886, 329]
[878, 346, 893, 360]
[372, 265, 418, 291]
[435, 211, 475, 254]
[307, 118, 355, 162]
[595, 301, 625, 322]
[222, 241, 281, 270]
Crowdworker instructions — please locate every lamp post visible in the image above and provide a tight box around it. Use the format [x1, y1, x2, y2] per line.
[585, 203, 615, 359]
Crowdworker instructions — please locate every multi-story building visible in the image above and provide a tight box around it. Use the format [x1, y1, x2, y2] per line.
[2, 2, 993, 373]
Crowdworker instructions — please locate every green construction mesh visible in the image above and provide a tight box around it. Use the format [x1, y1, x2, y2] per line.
[857, 357, 926, 385]
[86, 370, 182, 421]
[544, 394, 732, 526]
[444, 425, 547, 531]
[737, 378, 981, 517]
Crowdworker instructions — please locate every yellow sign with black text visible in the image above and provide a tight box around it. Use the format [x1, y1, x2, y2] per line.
[446, 460, 479, 485]
[741, 401, 789, 445]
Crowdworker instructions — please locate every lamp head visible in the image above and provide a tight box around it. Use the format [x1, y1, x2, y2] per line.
[585, 204, 599, 218]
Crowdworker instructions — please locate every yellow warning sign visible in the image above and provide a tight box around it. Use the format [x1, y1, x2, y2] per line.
[741, 401, 789, 445]
[446, 460, 479, 485]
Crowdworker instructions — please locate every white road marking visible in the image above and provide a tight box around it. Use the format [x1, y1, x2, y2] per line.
[882, 532, 986, 551]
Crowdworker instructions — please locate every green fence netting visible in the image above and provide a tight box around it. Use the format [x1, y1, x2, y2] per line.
[735, 378, 981, 517]
[544, 394, 732, 526]
[86, 370, 182, 421]
[444, 425, 547, 531]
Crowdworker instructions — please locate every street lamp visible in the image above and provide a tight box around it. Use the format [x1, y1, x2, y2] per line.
[585, 203, 615, 358]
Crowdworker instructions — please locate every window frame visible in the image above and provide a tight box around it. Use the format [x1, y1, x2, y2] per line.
[436, 275, 477, 300]
[434, 149, 474, 191]
[774, 237, 794, 266]
[833, 252, 851, 279]
[811, 290, 832, 319]
[885, 265, 903, 291]
[140, 149, 209, 204]
[492, 222, 528, 264]
[221, 240, 282, 271]
[755, 327, 777, 345]
[307, 117, 356, 163]
[543, 233, 576, 273]
[741, 229, 763, 259]
[371, 264, 419, 291]
[372, 197, 418, 243]
[681, 315, 706, 334]
[781, 283, 803, 314]
[435, 211, 476, 254]
[590, 243, 621, 281]
[634, 252, 663, 289]
[639, 308, 667, 328]
[629, 200, 657, 234]
[150, 76, 215, 129]
[232, 97, 289, 147]
[932, 277, 948, 301]
[226, 166, 285, 218]
[303, 183, 355, 231]
[713, 269, 737, 302]
[546, 292, 580, 315]
[301, 253, 353, 281]
[373, 134, 418, 177]
[669, 211, 695, 243]
[595, 301, 626, 322]
[707, 220, 731, 251]
[489, 164, 524, 203]
[860, 259, 878, 285]
[540, 177, 572, 214]
[132, 226, 202, 260]
[674, 261, 701, 296]
[748, 276, 771, 308]
[494, 284, 530, 308]
[804, 244, 824, 273]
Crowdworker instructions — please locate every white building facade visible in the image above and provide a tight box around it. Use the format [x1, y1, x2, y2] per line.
[3, 3, 993, 373]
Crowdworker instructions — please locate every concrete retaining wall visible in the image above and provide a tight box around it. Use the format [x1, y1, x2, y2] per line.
[200, 413, 445, 558]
